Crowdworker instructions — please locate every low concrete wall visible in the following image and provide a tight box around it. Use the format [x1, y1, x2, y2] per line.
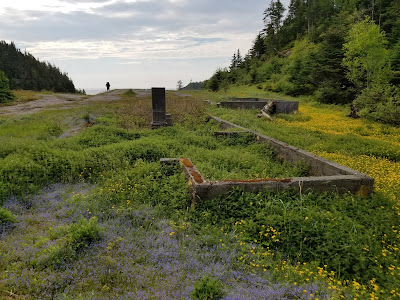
[160, 116, 374, 204]
[212, 116, 367, 177]
[165, 157, 373, 205]
[218, 101, 268, 109]
[217, 98, 299, 114]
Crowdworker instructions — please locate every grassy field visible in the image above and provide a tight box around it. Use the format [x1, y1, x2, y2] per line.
[0, 88, 399, 299]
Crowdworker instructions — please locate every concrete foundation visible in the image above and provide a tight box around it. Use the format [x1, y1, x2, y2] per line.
[160, 116, 374, 204]
[217, 98, 299, 114]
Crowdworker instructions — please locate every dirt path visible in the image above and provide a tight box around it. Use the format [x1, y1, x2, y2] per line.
[0, 89, 150, 116]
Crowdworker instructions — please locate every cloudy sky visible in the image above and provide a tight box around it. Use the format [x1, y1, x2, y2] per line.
[0, 0, 290, 91]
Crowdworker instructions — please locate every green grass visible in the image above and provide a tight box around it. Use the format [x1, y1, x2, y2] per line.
[0, 115, 306, 203]
[0, 88, 399, 299]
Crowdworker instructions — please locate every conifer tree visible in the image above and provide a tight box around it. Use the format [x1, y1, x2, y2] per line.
[236, 49, 243, 67]
[250, 33, 266, 59]
[0, 70, 16, 103]
[263, 0, 285, 34]
[230, 53, 237, 71]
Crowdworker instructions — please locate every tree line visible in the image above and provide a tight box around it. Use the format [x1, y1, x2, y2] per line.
[204, 0, 400, 125]
[0, 41, 76, 94]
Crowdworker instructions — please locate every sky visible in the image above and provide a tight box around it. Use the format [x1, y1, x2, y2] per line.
[0, 0, 290, 91]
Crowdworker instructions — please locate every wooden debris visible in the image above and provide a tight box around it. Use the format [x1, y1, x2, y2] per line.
[257, 101, 276, 120]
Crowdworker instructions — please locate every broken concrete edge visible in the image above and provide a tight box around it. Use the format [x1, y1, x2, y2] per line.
[210, 116, 373, 179]
[160, 158, 374, 204]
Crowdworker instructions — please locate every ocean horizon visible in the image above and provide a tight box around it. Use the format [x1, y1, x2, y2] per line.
[83, 87, 176, 95]
[84, 88, 106, 95]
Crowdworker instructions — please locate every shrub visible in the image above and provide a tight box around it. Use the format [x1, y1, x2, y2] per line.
[33, 217, 101, 269]
[314, 80, 355, 105]
[191, 275, 224, 300]
[123, 89, 136, 96]
[0, 207, 16, 226]
[68, 217, 102, 246]
[355, 84, 400, 125]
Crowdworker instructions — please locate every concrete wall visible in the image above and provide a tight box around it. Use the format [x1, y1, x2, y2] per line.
[160, 116, 374, 204]
[170, 157, 373, 205]
[212, 116, 366, 177]
[217, 98, 299, 114]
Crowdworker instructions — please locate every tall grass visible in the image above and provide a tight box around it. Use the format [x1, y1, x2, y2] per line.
[116, 91, 208, 129]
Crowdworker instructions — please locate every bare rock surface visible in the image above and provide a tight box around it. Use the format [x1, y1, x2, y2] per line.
[0, 89, 137, 116]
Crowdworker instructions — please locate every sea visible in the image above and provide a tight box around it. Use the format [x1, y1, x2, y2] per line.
[84, 88, 106, 95]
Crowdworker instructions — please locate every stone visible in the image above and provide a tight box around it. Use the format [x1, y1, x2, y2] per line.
[166, 113, 173, 126]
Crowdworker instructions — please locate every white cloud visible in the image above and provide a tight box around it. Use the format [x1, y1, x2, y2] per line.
[0, 0, 117, 13]
[0, 0, 291, 89]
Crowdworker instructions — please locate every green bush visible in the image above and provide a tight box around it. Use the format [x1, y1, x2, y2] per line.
[0, 207, 16, 224]
[191, 275, 224, 300]
[314, 80, 355, 105]
[33, 217, 101, 269]
[123, 89, 136, 96]
[69, 217, 102, 246]
[355, 84, 400, 125]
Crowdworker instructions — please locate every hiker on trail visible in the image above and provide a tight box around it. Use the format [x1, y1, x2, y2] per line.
[106, 82, 110, 91]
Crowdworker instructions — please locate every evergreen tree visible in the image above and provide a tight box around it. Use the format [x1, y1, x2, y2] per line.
[230, 53, 237, 71]
[0, 70, 16, 103]
[206, 69, 229, 92]
[230, 50, 243, 71]
[263, 0, 285, 34]
[390, 41, 400, 85]
[263, 0, 285, 54]
[177, 80, 183, 90]
[281, 0, 308, 43]
[0, 41, 76, 93]
[236, 49, 243, 68]
[250, 33, 266, 59]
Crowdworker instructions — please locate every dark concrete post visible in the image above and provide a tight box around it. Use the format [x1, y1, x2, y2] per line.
[151, 87, 167, 129]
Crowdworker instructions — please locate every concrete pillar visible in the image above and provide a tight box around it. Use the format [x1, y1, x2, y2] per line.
[151, 87, 167, 129]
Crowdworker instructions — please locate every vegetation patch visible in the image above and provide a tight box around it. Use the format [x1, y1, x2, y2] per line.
[0, 88, 399, 299]
[32, 217, 101, 270]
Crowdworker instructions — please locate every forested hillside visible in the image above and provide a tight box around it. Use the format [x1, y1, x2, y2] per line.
[205, 0, 400, 125]
[0, 41, 76, 93]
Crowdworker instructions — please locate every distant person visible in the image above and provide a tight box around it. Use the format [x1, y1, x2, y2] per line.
[106, 82, 110, 91]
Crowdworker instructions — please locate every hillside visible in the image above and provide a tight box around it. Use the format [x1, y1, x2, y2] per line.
[204, 0, 400, 125]
[0, 88, 399, 299]
[0, 41, 76, 93]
